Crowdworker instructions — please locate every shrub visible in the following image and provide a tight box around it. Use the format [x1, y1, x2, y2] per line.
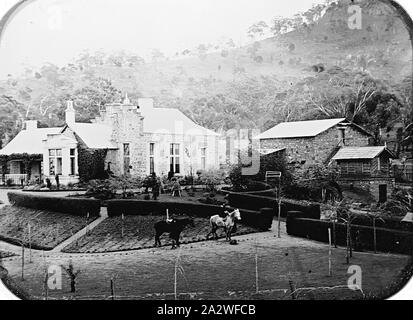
[238, 207, 275, 231]
[7, 192, 100, 216]
[107, 199, 223, 218]
[226, 192, 320, 219]
[227, 192, 277, 211]
[198, 169, 226, 191]
[228, 150, 291, 191]
[286, 215, 413, 255]
[86, 179, 117, 200]
[106, 200, 273, 230]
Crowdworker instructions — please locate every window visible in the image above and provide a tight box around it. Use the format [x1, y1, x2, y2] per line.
[149, 143, 155, 174]
[201, 147, 206, 170]
[70, 148, 76, 175]
[123, 143, 130, 174]
[170, 143, 180, 173]
[339, 128, 346, 145]
[362, 161, 371, 174]
[339, 162, 348, 174]
[49, 149, 62, 175]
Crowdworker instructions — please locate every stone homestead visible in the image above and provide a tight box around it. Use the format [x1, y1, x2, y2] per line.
[0, 96, 220, 185]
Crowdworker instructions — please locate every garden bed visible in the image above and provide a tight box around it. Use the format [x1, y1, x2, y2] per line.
[8, 191, 101, 217]
[62, 215, 260, 253]
[0, 205, 97, 250]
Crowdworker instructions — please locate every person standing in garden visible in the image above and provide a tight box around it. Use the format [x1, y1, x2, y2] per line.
[152, 172, 160, 200]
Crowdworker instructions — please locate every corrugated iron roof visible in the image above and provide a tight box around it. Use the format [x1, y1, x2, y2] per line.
[255, 118, 346, 139]
[0, 127, 62, 155]
[142, 107, 219, 136]
[332, 146, 393, 160]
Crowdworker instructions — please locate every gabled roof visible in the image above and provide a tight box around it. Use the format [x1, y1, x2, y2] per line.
[64, 123, 117, 149]
[255, 118, 347, 139]
[0, 127, 62, 155]
[332, 146, 395, 160]
[142, 107, 219, 136]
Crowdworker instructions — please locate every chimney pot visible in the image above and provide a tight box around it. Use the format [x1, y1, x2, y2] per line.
[65, 100, 76, 125]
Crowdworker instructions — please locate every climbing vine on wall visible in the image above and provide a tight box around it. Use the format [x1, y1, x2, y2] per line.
[0, 153, 42, 180]
[78, 147, 108, 182]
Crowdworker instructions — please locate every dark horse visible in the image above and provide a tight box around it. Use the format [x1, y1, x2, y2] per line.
[154, 218, 195, 249]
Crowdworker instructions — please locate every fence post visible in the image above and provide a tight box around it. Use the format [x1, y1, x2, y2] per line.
[28, 223, 32, 263]
[110, 278, 115, 300]
[288, 280, 296, 300]
[373, 217, 377, 254]
[328, 228, 332, 276]
[44, 269, 49, 300]
[21, 242, 25, 281]
[255, 239, 259, 294]
[121, 214, 125, 238]
[278, 178, 281, 238]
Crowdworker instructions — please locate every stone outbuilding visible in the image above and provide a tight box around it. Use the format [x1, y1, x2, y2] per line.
[331, 146, 396, 202]
[256, 118, 373, 166]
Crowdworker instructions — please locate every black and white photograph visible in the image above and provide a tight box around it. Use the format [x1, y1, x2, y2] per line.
[0, 0, 412, 305]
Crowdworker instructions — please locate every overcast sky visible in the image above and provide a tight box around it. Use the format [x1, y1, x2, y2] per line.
[0, 0, 325, 79]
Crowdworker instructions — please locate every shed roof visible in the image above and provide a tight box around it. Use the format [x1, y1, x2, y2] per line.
[332, 146, 395, 160]
[142, 107, 218, 136]
[255, 118, 346, 139]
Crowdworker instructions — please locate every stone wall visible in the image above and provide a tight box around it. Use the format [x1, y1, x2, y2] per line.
[339, 177, 395, 202]
[144, 133, 219, 177]
[97, 102, 220, 178]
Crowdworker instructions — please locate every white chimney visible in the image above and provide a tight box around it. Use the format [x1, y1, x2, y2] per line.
[25, 120, 37, 131]
[138, 98, 154, 114]
[65, 100, 75, 125]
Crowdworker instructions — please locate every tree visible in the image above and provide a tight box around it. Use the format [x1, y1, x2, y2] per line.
[71, 78, 121, 122]
[247, 21, 269, 40]
[199, 169, 226, 192]
[197, 44, 208, 61]
[247, 42, 261, 60]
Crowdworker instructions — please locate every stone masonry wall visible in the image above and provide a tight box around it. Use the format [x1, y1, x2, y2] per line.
[260, 124, 371, 166]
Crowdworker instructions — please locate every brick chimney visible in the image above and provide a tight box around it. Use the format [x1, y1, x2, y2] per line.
[65, 100, 75, 125]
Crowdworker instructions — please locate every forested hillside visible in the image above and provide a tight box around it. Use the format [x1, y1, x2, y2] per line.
[0, 0, 411, 148]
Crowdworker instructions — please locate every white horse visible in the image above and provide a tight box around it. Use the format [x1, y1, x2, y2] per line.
[207, 209, 241, 241]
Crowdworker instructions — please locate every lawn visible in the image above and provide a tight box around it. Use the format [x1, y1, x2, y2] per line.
[3, 230, 410, 300]
[0, 205, 96, 250]
[62, 215, 259, 253]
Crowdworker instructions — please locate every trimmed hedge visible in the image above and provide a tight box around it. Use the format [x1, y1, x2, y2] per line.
[226, 192, 320, 220]
[238, 207, 275, 231]
[346, 215, 413, 232]
[107, 200, 222, 218]
[286, 213, 413, 255]
[106, 200, 275, 230]
[7, 192, 101, 217]
[226, 192, 276, 211]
